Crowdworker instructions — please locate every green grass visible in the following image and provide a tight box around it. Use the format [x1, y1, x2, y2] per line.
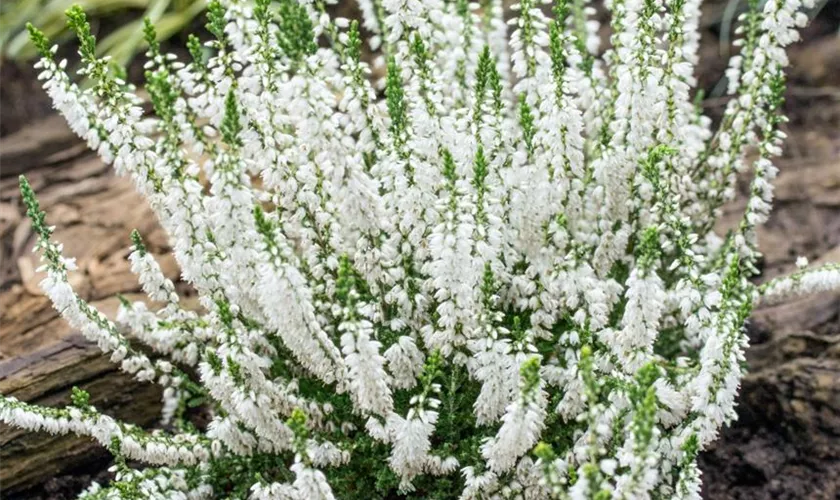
[1, 0, 206, 66]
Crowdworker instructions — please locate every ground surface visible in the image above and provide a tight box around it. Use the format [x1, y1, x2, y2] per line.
[1, 1, 839, 498]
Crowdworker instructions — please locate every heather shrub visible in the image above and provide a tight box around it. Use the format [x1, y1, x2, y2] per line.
[4, 0, 839, 498]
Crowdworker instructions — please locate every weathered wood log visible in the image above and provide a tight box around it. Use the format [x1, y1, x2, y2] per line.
[697, 121, 840, 496]
[0, 117, 179, 496]
[0, 334, 163, 495]
[0, 115, 85, 179]
[700, 332, 840, 500]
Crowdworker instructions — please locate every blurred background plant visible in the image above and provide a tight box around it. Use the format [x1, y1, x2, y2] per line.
[707, 0, 837, 96]
[0, 0, 206, 68]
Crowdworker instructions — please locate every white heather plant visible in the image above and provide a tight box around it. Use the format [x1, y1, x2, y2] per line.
[4, 0, 839, 497]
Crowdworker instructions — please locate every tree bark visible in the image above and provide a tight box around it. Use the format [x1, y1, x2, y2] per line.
[1, 116, 178, 496]
[0, 334, 162, 495]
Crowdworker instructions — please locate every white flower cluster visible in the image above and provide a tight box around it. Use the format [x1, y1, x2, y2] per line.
[4, 0, 835, 498]
[759, 262, 840, 306]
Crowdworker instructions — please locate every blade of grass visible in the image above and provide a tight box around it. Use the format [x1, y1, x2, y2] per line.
[97, 0, 171, 66]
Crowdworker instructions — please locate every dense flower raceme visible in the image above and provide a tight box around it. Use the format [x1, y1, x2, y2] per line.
[3, 0, 839, 498]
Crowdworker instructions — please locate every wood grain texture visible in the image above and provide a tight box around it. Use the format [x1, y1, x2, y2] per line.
[0, 116, 180, 495]
[0, 334, 163, 493]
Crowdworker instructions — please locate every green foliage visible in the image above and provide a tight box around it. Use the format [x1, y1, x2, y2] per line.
[2, 0, 206, 67]
[386, 55, 408, 153]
